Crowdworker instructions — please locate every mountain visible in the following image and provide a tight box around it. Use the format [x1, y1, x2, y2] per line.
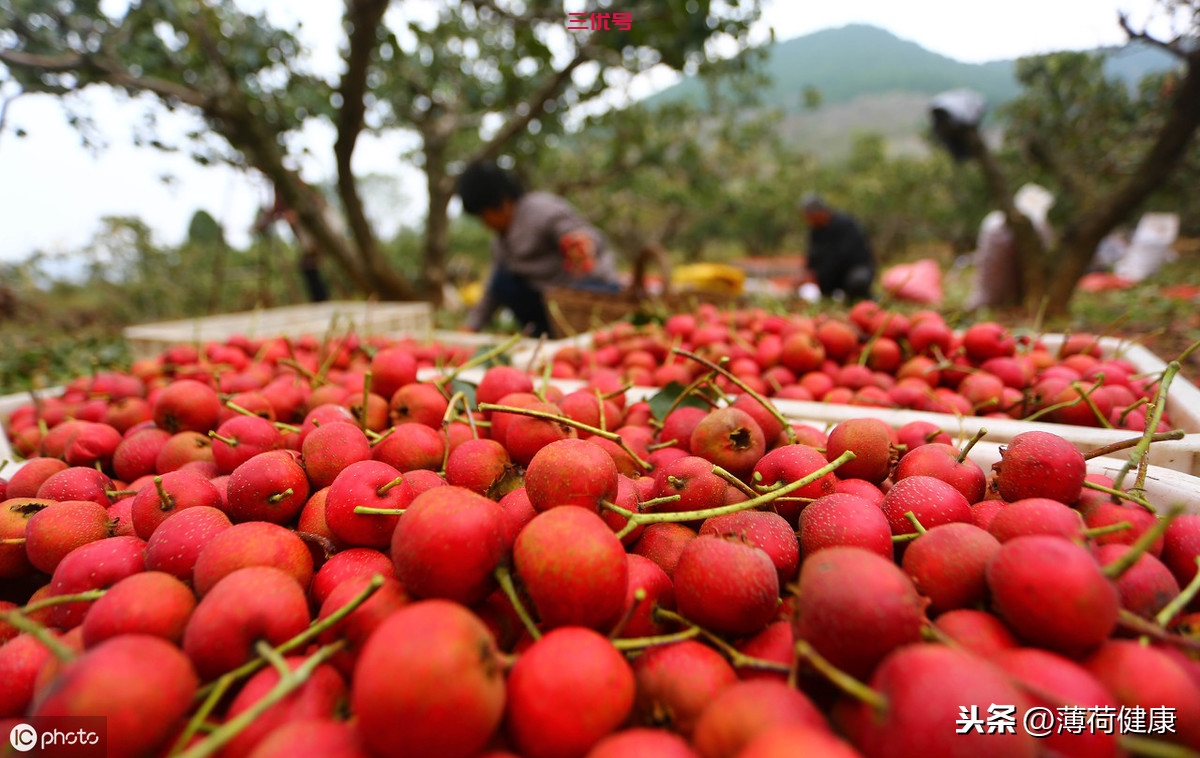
[646, 24, 1182, 159]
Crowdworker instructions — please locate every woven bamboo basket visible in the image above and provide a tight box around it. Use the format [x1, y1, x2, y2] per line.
[542, 244, 741, 338]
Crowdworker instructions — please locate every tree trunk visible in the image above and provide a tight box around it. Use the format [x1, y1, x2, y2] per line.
[421, 141, 455, 308]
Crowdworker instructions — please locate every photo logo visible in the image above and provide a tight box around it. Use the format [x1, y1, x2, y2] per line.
[9, 723, 37, 752]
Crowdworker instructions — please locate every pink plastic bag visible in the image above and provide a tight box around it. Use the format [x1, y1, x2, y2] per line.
[881, 259, 944, 305]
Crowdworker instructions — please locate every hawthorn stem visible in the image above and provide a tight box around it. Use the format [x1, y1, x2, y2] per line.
[172, 674, 232, 755]
[439, 333, 524, 384]
[353, 506, 406, 516]
[1084, 430, 1185, 461]
[608, 588, 646, 640]
[1081, 480, 1158, 513]
[794, 639, 888, 712]
[177, 640, 346, 758]
[956, 427, 987, 464]
[154, 475, 174, 511]
[266, 488, 294, 504]
[611, 628, 702, 652]
[674, 348, 797, 445]
[660, 371, 720, 422]
[1115, 361, 1179, 495]
[0, 611, 75, 662]
[1116, 609, 1200, 654]
[711, 465, 758, 499]
[1080, 522, 1132, 538]
[1117, 734, 1200, 758]
[1101, 506, 1182, 580]
[630, 494, 682, 511]
[495, 565, 541, 642]
[376, 476, 405, 497]
[193, 574, 383, 702]
[207, 431, 238, 447]
[16, 589, 107, 615]
[652, 608, 791, 674]
[1070, 380, 1114, 429]
[904, 511, 927, 535]
[359, 370, 373, 435]
[604, 452, 855, 540]
[0, 538, 26, 545]
[479, 403, 652, 471]
[1156, 557, 1200, 627]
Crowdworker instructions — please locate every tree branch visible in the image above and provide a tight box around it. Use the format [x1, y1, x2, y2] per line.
[1118, 11, 1192, 60]
[466, 47, 593, 169]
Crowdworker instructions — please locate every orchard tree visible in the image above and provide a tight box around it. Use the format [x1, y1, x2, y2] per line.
[947, 1, 1200, 316]
[0, 0, 763, 302]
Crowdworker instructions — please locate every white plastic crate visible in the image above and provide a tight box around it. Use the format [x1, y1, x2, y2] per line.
[123, 301, 433, 360]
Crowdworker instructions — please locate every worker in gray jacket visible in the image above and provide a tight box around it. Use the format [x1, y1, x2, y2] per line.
[456, 160, 620, 336]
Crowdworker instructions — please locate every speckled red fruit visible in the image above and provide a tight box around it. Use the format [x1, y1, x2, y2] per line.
[992, 431, 1086, 504]
[353, 600, 506, 758]
[525, 438, 619, 513]
[674, 535, 779, 637]
[506, 626, 635, 758]
[825, 418, 895, 484]
[514, 507, 628, 631]
[987, 535, 1119, 656]
[901, 523, 1001, 614]
[791, 547, 927, 680]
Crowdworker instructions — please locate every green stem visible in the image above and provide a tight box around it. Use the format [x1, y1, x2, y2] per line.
[353, 506, 406, 516]
[15, 589, 107, 615]
[660, 371, 720, 422]
[360, 371, 373, 435]
[479, 403, 652, 471]
[1128, 362, 1176, 496]
[1070, 380, 1114, 430]
[674, 348, 797, 445]
[439, 333, 524, 384]
[652, 608, 791, 674]
[604, 451, 855, 541]
[0, 611, 75, 662]
[608, 588, 645, 640]
[611, 627, 702, 651]
[154, 475, 174, 511]
[1101, 506, 1182, 580]
[266, 488, 294, 504]
[1117, 735, 1200, 758]
[177, 640, 346, 758]
[1156, 557, 1200, 627]
[194, 574, 383, 701]
[495, 565, 541, 641]
[1116, 608, 1200, 654]
[1082, 480, 1159, 513]
[956, 427, 987, 463]
[1080, 522, 1132, 538]
[207, 431, 238, 447]
[711, 465, 759, 499]
[636, 494, 683, 511]
[170, 674, 233, 755]
[1084, 430, 1185, 461]
[376, 476, 405, 497]
[794, 639, 888, 711]
[904, 511, 927, 535]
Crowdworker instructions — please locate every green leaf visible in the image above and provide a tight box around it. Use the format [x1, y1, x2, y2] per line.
[648, 381, 711, 423]
[469, 345, 511, 369]
[450, 379, 478, 409]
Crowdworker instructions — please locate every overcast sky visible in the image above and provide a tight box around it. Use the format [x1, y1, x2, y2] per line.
[0, 0, 1167, 264]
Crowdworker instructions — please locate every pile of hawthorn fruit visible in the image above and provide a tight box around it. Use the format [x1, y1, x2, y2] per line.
[1, 310, 1199, 758]
[542, 301, 1176, 433]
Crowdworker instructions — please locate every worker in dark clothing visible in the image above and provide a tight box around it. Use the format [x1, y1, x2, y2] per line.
[799, 193, 875, 302]
[456, 160, 620, 336]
